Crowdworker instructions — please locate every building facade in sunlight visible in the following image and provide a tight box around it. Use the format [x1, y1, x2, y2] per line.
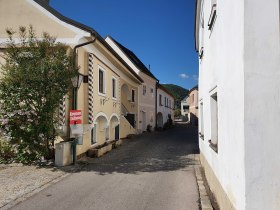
[105, 36, 158, 133]
[156, 84, 175, 129]
[195, 0, 280, 209]
[0, 0, 143, 158]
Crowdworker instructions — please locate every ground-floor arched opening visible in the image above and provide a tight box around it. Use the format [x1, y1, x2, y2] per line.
[157, 112, 163, 128]
[91, 113, 109, 145]
[110, 115, 120, 140]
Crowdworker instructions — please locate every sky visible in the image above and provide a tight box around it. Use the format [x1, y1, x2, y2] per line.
[50, 0, 198, 90]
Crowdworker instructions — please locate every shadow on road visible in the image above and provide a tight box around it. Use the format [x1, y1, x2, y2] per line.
[67, 122, 200, 175]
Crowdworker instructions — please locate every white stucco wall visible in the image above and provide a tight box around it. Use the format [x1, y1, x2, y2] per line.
[244, 0, 280, 209]
[199, 0, 280, 209]
[181, 99, 189, 117]
[198, 0, 245, 209]
[157, 88, 174, 127]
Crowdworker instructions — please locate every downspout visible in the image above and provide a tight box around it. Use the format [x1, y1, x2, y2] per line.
[72, 32, 97, 110]
[155, 80, 159, 129]
[71, 32, 97, 164]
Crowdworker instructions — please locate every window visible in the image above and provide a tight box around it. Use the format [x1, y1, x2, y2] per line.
[164, 97, 167, 107]
[98, 67, 105, 95]
[159, 94, 162, 106]
[191, 94, 194, 104]
[183, 105, 189, 111]
[131, 89, 135, 102]
[112, 77, 116, 99]
[143, 85, 146, 95]
[208, 0, 217, 30]
[210, 92, 218, 152]
[91, 126, 97, 144]
[150, 88, 154, 97]
[199, 102, 204, 140]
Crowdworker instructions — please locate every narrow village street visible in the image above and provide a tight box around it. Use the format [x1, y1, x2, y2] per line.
[9, 123, 200, 210]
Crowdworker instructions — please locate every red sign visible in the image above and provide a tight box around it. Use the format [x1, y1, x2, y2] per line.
[70, 110, 82, 125]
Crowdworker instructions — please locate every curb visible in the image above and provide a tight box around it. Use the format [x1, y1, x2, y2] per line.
[194, 163, 213, 210]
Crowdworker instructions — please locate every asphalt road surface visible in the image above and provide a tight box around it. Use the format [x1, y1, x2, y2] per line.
[11, 123, 200, 210]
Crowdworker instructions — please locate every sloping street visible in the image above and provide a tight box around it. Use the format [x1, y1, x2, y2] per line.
[10, 123, 200, 210]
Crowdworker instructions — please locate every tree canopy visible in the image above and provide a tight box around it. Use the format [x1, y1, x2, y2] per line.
[0, 26, 76, 163]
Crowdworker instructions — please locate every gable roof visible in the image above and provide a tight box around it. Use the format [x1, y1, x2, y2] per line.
[33, 0, 143, 83]
[189, 85, 198, 92]
[158, 84, 175, 99]
[107, 36, 158, 81]
[181, 95, 189, 102]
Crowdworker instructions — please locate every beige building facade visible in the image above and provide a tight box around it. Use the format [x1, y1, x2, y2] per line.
[0, 0, 143, 157]
[105, 36, 158, 133]
[188, 86, 198, 125]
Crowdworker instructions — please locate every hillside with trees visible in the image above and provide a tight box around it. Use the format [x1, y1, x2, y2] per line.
[162, 84, 189, 109]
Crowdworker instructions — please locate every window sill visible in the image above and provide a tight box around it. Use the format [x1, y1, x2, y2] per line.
[208, 139, 218, 153]
[98, 92, 106, 97]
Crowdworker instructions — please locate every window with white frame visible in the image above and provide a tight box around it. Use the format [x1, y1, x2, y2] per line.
[143, 85, 146, 95]
[98, 67, 105, 95]
[91, 126, 97, 144]
[112, 77, 117, 99]
[159, 94, 162, 106]
[208, 0, 217, 30]
[210, 92, 218, 152]
[200, 102, 204, 140]
[131, 89, 135, 102]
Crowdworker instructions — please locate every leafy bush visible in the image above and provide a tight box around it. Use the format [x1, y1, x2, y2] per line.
[0, 137, 16, 164]
[0, 26, 76, 163]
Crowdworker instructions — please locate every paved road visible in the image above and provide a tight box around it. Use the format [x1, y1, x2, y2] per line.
[11, 123, 200, 210]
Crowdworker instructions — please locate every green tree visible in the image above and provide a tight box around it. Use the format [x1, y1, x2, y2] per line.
[0, 26, 76, 163]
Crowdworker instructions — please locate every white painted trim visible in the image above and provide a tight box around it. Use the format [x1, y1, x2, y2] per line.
[0, 35, 87, 46]
[27, 0, 91, 37]
[93, 112, 109, 125]
[112, 76, 117, 100]
[98, 65, 106, 96]
[209, 85, 218, 95]
[81, 39, 141, 87]
[131, 88, 136, 103]
[109, 113, 120, 123]
[105, 37, 140, 75]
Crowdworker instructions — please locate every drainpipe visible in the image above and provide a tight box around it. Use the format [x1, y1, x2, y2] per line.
[155, 80, 159, 129]
[71, 32, 97, 165]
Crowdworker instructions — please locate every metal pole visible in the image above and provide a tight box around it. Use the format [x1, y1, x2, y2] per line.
[71, 34, 97, 165]
[72, 87, 77, 165]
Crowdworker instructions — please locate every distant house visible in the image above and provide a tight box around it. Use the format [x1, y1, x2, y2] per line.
[0, 0, 143, 158]
[188, 85, 198, 125]
[181, 95, 189, 121]
[195, 0, 280, 209]
[105, 36, 158, 133]
[156, 84, 175, 128]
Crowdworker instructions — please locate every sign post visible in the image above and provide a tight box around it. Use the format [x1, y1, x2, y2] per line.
[69, 110, 83, 165]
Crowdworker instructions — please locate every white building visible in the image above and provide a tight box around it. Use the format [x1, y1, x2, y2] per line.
[156, 84, 175, 128]
[195, 0, 280, 209]
[105, 36, 158, 133]
[181, 96, 189, 121]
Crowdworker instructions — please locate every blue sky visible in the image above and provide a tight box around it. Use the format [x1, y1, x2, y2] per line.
[50, 0, 198, 90]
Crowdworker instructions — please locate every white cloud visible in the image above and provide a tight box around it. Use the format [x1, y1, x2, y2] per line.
[179, 73, 189, 79]
[192, 75, 198, 81]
